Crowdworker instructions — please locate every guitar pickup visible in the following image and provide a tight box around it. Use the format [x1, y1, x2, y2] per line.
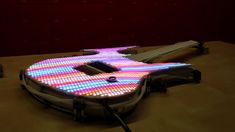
[74, 61, 119, 76]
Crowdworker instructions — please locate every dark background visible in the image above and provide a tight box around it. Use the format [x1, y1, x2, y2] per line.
[1, 0, 234, 57]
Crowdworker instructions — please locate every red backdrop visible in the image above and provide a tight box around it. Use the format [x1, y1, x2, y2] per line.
[1, 0, 234, 56]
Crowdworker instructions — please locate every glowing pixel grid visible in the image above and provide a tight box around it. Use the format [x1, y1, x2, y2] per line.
[26, 46, 190, 97]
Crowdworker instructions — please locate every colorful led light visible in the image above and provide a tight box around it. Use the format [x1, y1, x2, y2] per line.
[26, 46, 190, 97]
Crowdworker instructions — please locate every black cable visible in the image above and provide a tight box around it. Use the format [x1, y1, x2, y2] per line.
[21, 71, 131, 131]
[20, 71, 74, 116]
[26, 87, 132, 132]
[0, 64, 3, 78]
[101, 102, 132, 132]
[23, 85, 73, 116]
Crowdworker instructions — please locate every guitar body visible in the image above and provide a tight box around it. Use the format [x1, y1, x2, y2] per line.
[20, 41, 202, 118]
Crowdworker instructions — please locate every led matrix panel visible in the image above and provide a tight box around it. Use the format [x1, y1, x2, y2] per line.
[26, 46, 190, 98]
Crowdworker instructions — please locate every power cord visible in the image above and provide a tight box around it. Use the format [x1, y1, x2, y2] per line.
[101, 101, 132, 132]
[0, 64, 3, 78]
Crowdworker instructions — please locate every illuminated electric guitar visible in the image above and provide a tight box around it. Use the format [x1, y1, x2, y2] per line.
[20, 40, 205, 131]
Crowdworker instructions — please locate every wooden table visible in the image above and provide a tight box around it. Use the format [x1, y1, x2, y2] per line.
[0, 41, 235, 132]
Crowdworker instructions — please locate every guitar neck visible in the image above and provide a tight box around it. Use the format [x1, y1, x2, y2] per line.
[128, 40, 201, 63]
